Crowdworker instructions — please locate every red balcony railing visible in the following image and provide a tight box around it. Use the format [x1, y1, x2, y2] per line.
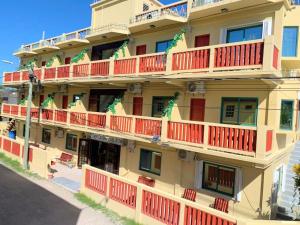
[139, 53, 167, 73]
[57, 66, 70, 79]
[70, 112, 87, 126]
[22, 71, 29, 81]
[4, 73, 12, 82]
[167, 121, 204, 144]
[110, 115, 133, 133]
[10, 105, 19, 116]
[55, 110, 68, 124]
[12, 72, 21, 82]
[135, 117, 162, 137]
[91, 61, 110, 77]
[42, 109, 54, 121]
[44, 68, 56, 80]
[73, 64, 89, 77]
[114, 58, 137, 75]
[87, 113, 106, 129]
[85, 169, 107, 195]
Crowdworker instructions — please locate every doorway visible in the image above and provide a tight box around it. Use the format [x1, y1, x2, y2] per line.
[190, 98, 205, 121]
[78, 139, 121, 175]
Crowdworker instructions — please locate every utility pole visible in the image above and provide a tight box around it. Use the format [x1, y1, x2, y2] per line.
[23, 68, 35, 169]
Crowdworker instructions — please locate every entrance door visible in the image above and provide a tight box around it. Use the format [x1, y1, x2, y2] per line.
[195, 34, 210, 47]
[78, 139, 91, 168]
[133, 97, 143, 116]
[190, 99, 205, 121]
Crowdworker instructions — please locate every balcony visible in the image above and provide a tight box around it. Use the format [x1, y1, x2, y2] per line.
[3, 37, 280, 86]
[31, 39, 59, 54]
[85, 24, 130, 41]
[13, 45, 37, 57]
[129, 1, 188, 33]
[54, 28, 90, 48]
[190, 0, 284, 19]
[2, 104, 274, 162]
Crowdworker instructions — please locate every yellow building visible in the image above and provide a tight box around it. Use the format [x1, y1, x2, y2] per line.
[1, 0, 300, 224]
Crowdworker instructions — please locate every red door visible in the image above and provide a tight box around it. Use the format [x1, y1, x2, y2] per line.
[195, 34, 210, 47]
[190, 99, 205, 121]
[39, 95, 45, 106]
[62, 95, 68, 109]
[136, 45, 147, 55]
[65, 57, 71, 64]
[133, 97, 143, 116]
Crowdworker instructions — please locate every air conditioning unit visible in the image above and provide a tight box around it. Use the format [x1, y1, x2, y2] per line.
[177, 149, 194, 162]
[55, 128, 64, 138]
[58, 84, 68, 93]
[128, 83, 142, 94]
[187, 81, 205, 94]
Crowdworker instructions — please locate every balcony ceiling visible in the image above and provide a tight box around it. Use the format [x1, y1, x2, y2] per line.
[55, 39, 90, 49]
[189, 0, 278, 19]
[129, 15, 187, 33]
[85, 28, 130, 42]
[33, 46, 60, 54]
[13, 50, 37, 58]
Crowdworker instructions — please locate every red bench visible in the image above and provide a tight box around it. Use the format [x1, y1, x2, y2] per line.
[213, 197, 229, 213]
[56, 153, 74, 168]
[182, 189, 197, 202]
[138, 176, 155, 187]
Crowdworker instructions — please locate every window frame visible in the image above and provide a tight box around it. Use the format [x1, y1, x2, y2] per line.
[139, 149, 162, 176]
[42, 128, 51, 144]
[226, 24, 263, 43]
[280, 100, 294, 131]
[155, 39, 173, 53]
[152, 96, 172, 118]
[65, 133, 78, 152]
[282, 26, 299, 57]
[220, 97, 258, 126]
[202, 162, 236, 197]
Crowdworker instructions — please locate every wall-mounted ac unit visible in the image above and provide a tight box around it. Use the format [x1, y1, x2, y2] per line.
[187, 81, 205, 94]
[58, 84, 68, 93]
[128, 83, 142, 94]
[55, 128, 64, 138]
[177, 149, 194, 162]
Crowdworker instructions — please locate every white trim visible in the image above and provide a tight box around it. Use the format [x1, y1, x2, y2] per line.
[262, 17, 273, 38]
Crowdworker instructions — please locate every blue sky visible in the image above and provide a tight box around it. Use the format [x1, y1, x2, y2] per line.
[0, 0, 176, 79]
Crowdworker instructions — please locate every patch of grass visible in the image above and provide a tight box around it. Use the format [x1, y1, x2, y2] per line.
[74, 193, 142, 225]
[0, 152, 40, 179]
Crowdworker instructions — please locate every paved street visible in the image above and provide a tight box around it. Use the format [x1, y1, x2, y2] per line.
[0, 165, 115, 225]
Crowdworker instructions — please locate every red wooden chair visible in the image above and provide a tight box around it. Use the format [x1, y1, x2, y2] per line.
[138, 176, 155, 187]
[56, 153, 74, 168]
[182, 189, 197, 202]
[213, 197, 229, 213]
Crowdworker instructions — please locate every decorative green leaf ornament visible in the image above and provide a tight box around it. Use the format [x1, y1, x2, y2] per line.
[162, 92, 180, 120]
[113, 41, 128, 60]
[19, 97, 28, 106]
[41, 96, 54, 108]
[165, 28, 186, 55]
[71, 48, 89, 64]
[18, 58, 37, 71]
[107, 97, 122, 114]
[46, 55, 62, 68]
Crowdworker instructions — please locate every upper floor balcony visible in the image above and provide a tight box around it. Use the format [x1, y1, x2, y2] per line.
[4, 36, 280, 86]
[85, 24, 130, 42]
[190, 0, 290, 19]
[1, 103, 274, 164]
[129, 1, 188, 33]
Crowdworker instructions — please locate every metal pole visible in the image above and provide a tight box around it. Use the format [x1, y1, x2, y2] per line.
[23, 68, 34, 169]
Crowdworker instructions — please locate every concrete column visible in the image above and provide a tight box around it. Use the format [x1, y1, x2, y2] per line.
[109, 57, 114, 77]
[134, 185, 143, 223]
[161, 117, 168, 142]
[208, 47, 214, 73]
[262, 35, 275, 72]
[256, 125, 270, 159]
[165, 53, 173, 75]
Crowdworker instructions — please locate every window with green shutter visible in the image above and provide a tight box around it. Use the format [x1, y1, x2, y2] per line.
[280, 100, 294, 130]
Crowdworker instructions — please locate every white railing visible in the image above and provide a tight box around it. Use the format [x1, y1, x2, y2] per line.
[88, 24, 128, 35]
[192, 0, 224, 8]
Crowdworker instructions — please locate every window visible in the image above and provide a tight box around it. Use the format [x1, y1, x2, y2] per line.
[203, 162, 235, 197]
[65, 57, 71, 64]
[156, 40, 173, 53]
[143, 3, 150, 11]
[136, 45, 147, 55]
[195, 34, 210, 47]
[66, 133, 78, 151]
[62, 95, 68, 109]
[152, 96, 172, 118]
[292, 0, 300, 5]
[280, 100, 294, 130]
[140, 149, 162, 175]
[227, 24, 263, 43]
[73, 95, 81, 102]
[282, 27, 298, 57]
[41, 61, 46, 67]
[42, 128, 51, 144]
[221, 98, 258, 126]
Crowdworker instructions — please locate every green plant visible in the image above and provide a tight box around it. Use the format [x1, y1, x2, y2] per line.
[18, 58, 37, 71]
[41, 96, 54, 108]
[19, 97, 28, 106]
[165, 28, 186, 55]
[71, 48, 89, 64]
[113, 41, 128, 59]
[106, 97, 122, 114]
[162, 92, 180, 120]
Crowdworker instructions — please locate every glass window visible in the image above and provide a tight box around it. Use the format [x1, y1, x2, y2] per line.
[156, 40, 173, 53]
[282, 27, 298, 57]
[66, 133, 78, 151]
[42, 128, 51, 144]
[203, 162, 235, 197]
[140, 149, 162, 175]
[280, 100, 294, 130]
[292, 0, 300, 5]
[227, 25, 263, 43]
[152, 96, 172, 118]
[221, 98, 258, 126]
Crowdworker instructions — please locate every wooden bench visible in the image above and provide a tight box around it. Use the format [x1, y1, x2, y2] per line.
[138, 176, 155, 187]
[213, 197, 229, 213]
[56, 153, 74, 168]
[182, 189, 197, 202]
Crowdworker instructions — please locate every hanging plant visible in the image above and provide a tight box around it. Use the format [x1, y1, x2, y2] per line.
[71, 48, 89, 64]
[165, 28, 186, 55]
[106, 97, 122, 114]
[162, 92, 180, 120]
[18, 58, 37, 71]
[19, 97, 28, 106]
[46, 55, 62, 68]
[41, 96, 54, 108]
[113, 41, 128, 60]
